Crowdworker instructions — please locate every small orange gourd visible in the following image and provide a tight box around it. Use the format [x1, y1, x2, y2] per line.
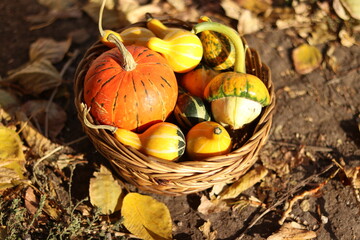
[186, 121, 232, 160]
[180, 64, 219, 99]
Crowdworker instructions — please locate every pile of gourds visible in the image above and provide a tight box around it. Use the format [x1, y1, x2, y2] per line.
[83, 1, 270, 162]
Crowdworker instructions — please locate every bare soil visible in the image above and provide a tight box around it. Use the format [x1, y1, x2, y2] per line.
[1, 0, 359, 239]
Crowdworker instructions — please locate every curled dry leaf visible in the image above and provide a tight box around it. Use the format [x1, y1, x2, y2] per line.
[267, 221, 317, 240]
[197, 195, 230, 215]
[89, 165, 123, 215]
[21, 100, 67, 139]
[292, 44, 322, 75]
[121, 193, 172, 240]
[339, 29, 356, 47]
[199, 220, 217, 240]
[0, 126, 27, 191]
[219, 165, 268, 200]
[29, 37, 72, 64]
[6, 58, 62, 95]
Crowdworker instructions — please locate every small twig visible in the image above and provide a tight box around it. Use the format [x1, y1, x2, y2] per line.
[236, 164, 336, 240]
[45, 49, 80, 138]
[269, 140, 333, 152]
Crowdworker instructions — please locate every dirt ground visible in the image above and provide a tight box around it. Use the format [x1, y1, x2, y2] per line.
[1, 0, 360, 239]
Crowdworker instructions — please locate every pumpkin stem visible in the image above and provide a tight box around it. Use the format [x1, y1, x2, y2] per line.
[192, 22, 246, 74]
[107, 33, 137, 71]
[82, 103, 117, 133]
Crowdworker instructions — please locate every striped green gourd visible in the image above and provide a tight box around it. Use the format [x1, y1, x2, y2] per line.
[174, 88, 211, 130]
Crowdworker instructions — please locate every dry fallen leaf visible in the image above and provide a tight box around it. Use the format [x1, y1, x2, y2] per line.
[219, 166, 268, 200]
[340, 0, 360, 20]
[197, 195, 230, 215]
[0, 126, 27, 190]
[121, 192, 172, 240]
[29, 38, 72, 64]
[237, 9, 263, 35]
[267, 221, 317, 240]
[89, 165, 123, 215]
[21, 100, 67, 139]
[292, 44, 322, 75]
[199, 220, 217, 240]
[16, 111, 60, 156]
[24, 187, 39, 216]
[339, 29, 356, 47]
[333, 0, 351, 20]
[6, 58, 62, 95]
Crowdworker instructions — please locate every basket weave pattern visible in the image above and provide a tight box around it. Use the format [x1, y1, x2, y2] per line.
[74, 19, 276, 196]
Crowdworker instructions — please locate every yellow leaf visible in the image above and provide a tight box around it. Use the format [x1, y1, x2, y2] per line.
[89, 165, 123, 215]
[122, 193, 172, 240]
[292, 44, 323, 75]
[0, 126, 26, 190]
[219, 166, 268, 200]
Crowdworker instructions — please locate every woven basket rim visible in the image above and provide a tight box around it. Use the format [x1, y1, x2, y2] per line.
[73, 18, 276, 195]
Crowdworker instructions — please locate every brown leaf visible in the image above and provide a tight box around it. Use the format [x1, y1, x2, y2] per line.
[267, 221, 317, 240]
[29, 38, 72, 63]
[292, 44, 322, 75]
[25, 187, 39, 215]
[344, 166, 360, 189]
[21, 100, 67, 139]
[6, 58, 62, 95]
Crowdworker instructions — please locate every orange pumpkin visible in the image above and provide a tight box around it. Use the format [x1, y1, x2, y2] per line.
[84, 44, 178, 132]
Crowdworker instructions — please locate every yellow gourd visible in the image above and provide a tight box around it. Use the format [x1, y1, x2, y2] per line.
[186, 121, 232, 160]
[147, 28, 203, 73]
[180, 64, 219, 99]
[114, 122, 186, 161]
[118, 27, 156, 46]
[146, 15, 183, 38]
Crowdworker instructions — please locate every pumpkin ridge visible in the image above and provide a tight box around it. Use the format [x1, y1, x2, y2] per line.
[90, 72, 120, 121]
[85, 66, 117, 85]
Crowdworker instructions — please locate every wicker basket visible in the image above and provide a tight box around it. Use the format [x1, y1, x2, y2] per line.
[74, 18, 276, 196]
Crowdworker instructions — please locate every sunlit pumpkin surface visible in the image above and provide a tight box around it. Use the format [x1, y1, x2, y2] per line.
[84, 45, 178, 132]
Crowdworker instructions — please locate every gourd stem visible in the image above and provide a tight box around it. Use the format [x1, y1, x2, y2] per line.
[82, 104, 117, 133]
[192, 22, 246, 74]
[98, 0, 106, 37]
[107, 33, 137, 71]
